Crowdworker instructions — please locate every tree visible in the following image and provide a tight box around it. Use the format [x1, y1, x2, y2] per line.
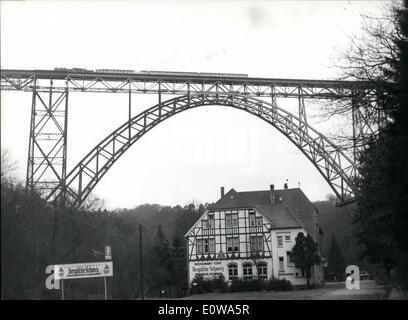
[291, 232, 321, 288]
[349, 1, 408, 283]
[150, 225, 173, 296]
[327, 235, 346, 281]
[327, 0, 408, 286]
[325, 2, 401, 151]
[1, 148, 17, 186]
[170, 229, 187, 297]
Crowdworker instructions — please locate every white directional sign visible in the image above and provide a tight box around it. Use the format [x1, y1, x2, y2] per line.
[54, 261, 113, 280]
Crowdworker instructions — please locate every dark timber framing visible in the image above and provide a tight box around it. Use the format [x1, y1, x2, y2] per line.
[186, 208, 273, 262]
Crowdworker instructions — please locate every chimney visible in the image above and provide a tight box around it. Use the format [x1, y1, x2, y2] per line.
[284, 182, 288, 189]
[221, 186, 225, 198]
[270, 184, 275, 204]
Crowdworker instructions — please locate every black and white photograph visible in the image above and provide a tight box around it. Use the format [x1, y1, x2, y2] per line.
[1, 0, 407, 311]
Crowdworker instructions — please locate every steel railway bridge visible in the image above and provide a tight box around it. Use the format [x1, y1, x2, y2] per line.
[0, 69, 386, 208]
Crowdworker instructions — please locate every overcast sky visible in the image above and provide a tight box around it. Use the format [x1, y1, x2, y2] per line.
[1, 0, 389, 209]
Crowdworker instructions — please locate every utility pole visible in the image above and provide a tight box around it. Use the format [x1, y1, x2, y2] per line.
[314, 207, 323, 285]
[139, 224, 144, 300]
[314, 208, 320, 254]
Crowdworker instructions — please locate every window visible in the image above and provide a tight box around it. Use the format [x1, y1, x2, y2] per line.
[208, 238, 215, 254]
[233, 237, 240, 252]
[208, 213, 215, 229]
[202, 220, 208, 229]
[277, 235, 283, 246]
[284, 235, 291, 242]
[287, 251, 294, 267]
[198, 238, 215, 254]
[249, 211, 256, 226]
[250, 236, 264, 253]
[204, 239, 209, 253]
[256, 217, 263, 226]
[225, 213, 232, 228]
[226, 237, 232, 252]
[243, 263, 253, 280]
[228, 264, 238, 280]
[197, 239, 203, 255]
[257, 262, 268, 280]
[279, 257, 285, 272]
[232, 211, 238, 227]
[227, 237, 240, 253]
[225, 211, 238, 228]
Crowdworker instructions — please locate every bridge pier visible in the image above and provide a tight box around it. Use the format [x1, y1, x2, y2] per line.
[26, 79, 68, 201]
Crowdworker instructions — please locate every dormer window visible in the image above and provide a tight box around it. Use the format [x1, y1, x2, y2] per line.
[208, 213, 215, 229]
[249, 211, 256, 226]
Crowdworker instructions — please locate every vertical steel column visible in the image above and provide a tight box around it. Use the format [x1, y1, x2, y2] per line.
[298, 87, 308, 148]
[271, 87, 276, 105]
[270, 87, 277, 120]
[61, 81, 69, 205]
[187, 82, 191, 106]
[128, 81, 132, 140]
[298, 87, 308, 138]
[158, 81, 162, 119]
[352, 90, 384, 164]
[352, 94, 363, 162]
[25, 78, 68, 201]
[26, 78, 37, 191]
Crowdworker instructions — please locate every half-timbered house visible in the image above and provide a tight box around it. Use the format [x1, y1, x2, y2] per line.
[185, 184, 324, 286]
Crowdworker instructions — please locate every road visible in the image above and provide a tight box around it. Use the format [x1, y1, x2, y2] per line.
[182, 280, 386, 300]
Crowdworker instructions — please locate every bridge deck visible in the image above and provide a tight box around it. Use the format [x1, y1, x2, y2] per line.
[1, 69, 376, 89]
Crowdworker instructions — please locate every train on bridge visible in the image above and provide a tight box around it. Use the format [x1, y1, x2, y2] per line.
[52, 67, 249, 78]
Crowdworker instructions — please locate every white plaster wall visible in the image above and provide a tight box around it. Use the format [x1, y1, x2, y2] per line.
[188, 258, 274, 284]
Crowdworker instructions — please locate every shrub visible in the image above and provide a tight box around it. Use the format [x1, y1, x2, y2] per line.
[211, 274, 228, 293]
[266, 278, 293, 291]
[190, 274, 228, 294]
[228, 279, 264, 292]
[190, 276, 292, 294]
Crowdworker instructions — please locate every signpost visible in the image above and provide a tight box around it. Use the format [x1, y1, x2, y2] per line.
[54, 261, 113, 300]
[105, 245, 112, 260]
[104, 244, 112, 300]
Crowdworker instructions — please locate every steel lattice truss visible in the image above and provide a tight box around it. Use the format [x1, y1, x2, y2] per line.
[44, 93, 358, 209]
[26, 80, 69, 198]
[0, 69, 389, 208]
[1, 69, 377, 98]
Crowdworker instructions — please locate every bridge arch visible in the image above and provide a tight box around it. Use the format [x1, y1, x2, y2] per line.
[46, 93, 359, 208]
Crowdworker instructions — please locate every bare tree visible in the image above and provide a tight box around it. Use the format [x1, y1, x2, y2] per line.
[1, 148, 17, 185]
[320, 3, 401, 152]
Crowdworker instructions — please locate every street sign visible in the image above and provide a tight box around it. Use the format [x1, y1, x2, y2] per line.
[105, 245, 112, 260]
[54, 261, 113, 280]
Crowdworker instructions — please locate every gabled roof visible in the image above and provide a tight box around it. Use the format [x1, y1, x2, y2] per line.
[253, 205, 300, 229]
[208, 187, 318, 241]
